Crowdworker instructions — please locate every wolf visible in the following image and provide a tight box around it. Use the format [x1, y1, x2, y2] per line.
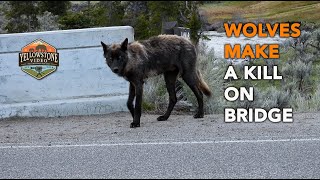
[101, 35, 211, 128]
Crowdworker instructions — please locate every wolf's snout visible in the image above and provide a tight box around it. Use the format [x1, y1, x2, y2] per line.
[113, 68, 119, 74]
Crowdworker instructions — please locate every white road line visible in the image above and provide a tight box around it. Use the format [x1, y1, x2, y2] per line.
[1, 138, 320, 149]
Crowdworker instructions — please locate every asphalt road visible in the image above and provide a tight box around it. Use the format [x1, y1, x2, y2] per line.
[1, 112, 320, 178]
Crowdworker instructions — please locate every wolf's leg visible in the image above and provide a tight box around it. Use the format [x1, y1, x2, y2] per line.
[157, 70, 179, 121]
[182, 72, 204, 118]
[130, 81, 144, 128]
[127, 82, 135, 119]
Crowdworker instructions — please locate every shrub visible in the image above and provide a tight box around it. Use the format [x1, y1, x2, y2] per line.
[143, 29, 320, 114]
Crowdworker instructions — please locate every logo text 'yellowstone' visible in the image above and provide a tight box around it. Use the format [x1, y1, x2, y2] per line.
[18, 39, 59, 80]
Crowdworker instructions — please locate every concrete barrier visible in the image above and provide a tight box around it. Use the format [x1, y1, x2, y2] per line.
[0, 26, 134, 119]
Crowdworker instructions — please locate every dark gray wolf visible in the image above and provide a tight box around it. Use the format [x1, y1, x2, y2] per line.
[101, 35, 211, 128]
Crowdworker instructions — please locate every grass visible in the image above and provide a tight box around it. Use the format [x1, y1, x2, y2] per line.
[22, 68, 55, 79]
[200, 1, 320, 25]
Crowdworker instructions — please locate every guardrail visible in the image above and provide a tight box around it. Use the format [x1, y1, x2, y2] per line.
[0, 26, 134, 118]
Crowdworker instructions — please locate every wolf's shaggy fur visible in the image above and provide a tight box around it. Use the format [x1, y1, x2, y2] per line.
[101, 35, 211, 128]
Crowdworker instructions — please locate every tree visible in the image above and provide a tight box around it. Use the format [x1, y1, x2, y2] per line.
[181, 1, 206, 45]
[185, 7, 202, 45]
[58, 4, 108, 30]
[131, 1, 205, 43]
[37, 11, 59, 31]
[39, 1, 71, 16]
[99, 1, 125, 26]
[0, 1, 9, 33]
[147, 1, 182, 35]
[134, 14, 151, 40]
[5, 1, 40, 33]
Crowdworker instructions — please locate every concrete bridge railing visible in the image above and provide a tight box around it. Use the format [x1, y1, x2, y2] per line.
[0, 26, 134, 119]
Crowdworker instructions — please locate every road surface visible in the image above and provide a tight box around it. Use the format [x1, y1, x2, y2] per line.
[0, 112, 320, 178]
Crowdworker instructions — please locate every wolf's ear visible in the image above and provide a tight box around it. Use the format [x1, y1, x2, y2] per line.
[101, 41, 108, 53]
[121, 38, 128, 51]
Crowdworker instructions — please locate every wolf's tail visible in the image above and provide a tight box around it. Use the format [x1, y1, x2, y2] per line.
[197, 70, 212, 97]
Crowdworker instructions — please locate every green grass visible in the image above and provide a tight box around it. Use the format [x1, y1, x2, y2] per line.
[22, 69, 55, 79]
[142, 101, 156, 112]
[200, 1, 320, 24]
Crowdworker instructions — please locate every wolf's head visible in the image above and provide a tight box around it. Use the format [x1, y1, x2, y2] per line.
[101, 38, 129, 76]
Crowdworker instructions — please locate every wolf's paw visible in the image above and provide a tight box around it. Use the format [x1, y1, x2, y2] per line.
[157, 115, 168, 121]
[193, 113, 204, 118]
[130, 122, 140, 128]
